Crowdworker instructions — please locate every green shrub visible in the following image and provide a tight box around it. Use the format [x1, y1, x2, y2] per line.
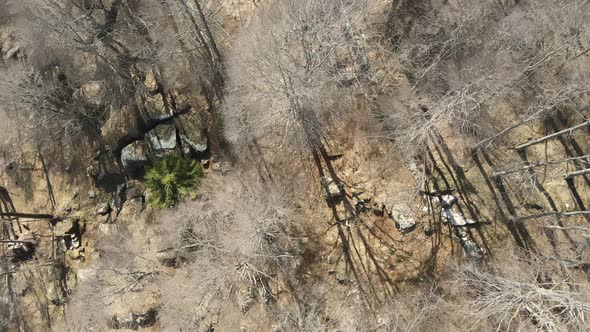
[145, 154, 203, 208]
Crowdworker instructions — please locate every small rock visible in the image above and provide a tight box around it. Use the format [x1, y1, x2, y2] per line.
[126, 180, 146, 199]
[88, 190, 97, 199]
[96, 203, 111, 216]
[144, 69, 158, 91]
[321, 176, 344, 201]
[442, 210, 478, 226]
[237, 287, 256, 313]
[79, 81, 104, 106]
[390, 204, 416, 234]
[53, 217, 78, 237]
[70, 249, 84, 260]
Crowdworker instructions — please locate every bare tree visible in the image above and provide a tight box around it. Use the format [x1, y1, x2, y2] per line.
[66, 229, 159, 330]
[223, 0, 365, 158]
[450, 253, 590, 331]
[376, 0, 590, 155]
[157, 173, 299, 330]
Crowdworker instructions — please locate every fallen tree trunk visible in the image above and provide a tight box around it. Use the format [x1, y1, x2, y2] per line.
[0, 212, 54, 219]
[513, 211, 590, 222]
[515, 120, 590, 152]
[472, 86, 590, 151]
[564, 168, 590, 180]
[492, 155, 590, 177]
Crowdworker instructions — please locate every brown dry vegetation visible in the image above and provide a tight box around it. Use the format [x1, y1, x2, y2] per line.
[0, 0, 590, 331]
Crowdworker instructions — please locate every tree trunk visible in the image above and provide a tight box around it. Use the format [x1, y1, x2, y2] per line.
[492, 155, 590, 177]
[564, 168, 590, 180]
[192, 0, 222, 62]
[515, 120, 590, 152]
[513, 211, 590, 222]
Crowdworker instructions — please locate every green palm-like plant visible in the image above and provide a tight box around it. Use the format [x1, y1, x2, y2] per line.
[145, 154, 203, 208]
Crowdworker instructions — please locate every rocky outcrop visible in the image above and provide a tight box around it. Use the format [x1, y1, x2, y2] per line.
[101, 104, 147, 154]
[77, 81, 105, 106]
[389, 204, 416, 233]
[87, 148, 125, 191]
[175, 112, 209, 155]
[321, 176, 344, 202]
[121, 140, 149, 177]
[146, 124, 178, 156]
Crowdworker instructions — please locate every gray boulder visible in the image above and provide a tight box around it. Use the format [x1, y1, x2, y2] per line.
[390, 204, 416, 234]
[95, 203, 111, 216]
[53, 217, 79, 237]
[121, 140, 149, 177]
[175, 112, 208, 155]
[146, 124, 178, 156]
[321, 176, 344, 201]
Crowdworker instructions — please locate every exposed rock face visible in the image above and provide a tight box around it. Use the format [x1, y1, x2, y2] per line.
[321, 176, 344, 201]
[101, 104, 146, 153]
[111, 183, 127, 217]
[126, 180, 146, 201]
[175, 112, 208, 155]
[144, 69, 158, 92]
[146, 124, 178, 156]
[144, 93, 172, 121]
[87, 148, 125, 191]
[121, 140, 149, 177]
[78, 81, 105, 106]
[442, 210, 479, 226]
[53, 217, 79, 237]
[390, 204, 416, 233]
[95, 203, 111, 216]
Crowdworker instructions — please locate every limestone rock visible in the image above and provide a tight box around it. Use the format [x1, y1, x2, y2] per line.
[79, 81, 104, 106]
[146, 124, 178, 156]
[390, 204, 416, 234]
[441, 210, 478, 226]
[100, 104, 145, 153]
[53, 217, 78, 237]
[144, 93, 172, 121]
[175, 112, 208, 155]
[121, 140, 149, 177]
[95, 203, 111, 216]
[86, 148, 125, 190]
[321, 176, 344, 201]
[144, 69, 158, 91]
